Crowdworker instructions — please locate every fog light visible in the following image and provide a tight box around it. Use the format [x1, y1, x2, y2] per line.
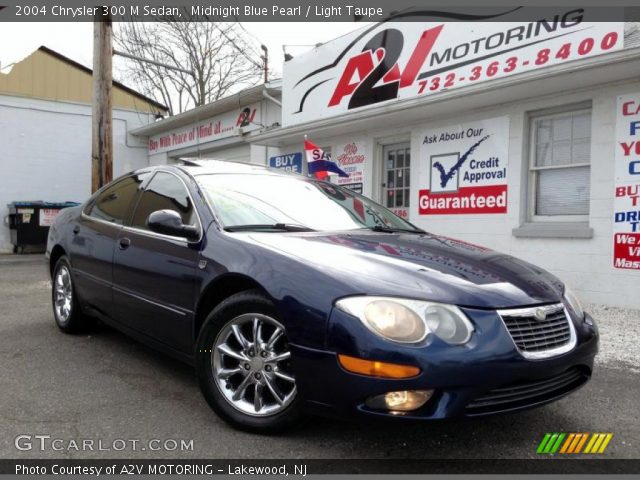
[365, 390, 433, 412]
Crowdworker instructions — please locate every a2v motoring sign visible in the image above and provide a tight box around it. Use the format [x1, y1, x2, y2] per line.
[418, 117, 509, 215]
[614, 94, 640, 270]
[282, 9, 623, 127]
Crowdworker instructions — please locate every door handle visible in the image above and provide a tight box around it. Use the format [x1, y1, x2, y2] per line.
[72, 225, 80, 235]
[118, 237, 131, 250]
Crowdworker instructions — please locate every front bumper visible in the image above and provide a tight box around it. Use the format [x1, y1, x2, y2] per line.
[289, 307, 598, 420]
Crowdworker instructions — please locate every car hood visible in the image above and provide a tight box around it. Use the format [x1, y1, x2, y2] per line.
[243, 231, 565, 309]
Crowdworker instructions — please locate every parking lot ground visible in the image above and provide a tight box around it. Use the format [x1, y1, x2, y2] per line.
[1, 255, 639, 460]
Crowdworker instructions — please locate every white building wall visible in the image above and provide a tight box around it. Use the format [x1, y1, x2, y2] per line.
[271, 79, 640, 309]
[0, 94, 154, 253]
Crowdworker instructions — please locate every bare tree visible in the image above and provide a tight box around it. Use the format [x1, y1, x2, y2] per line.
[115, 20, 263, 115]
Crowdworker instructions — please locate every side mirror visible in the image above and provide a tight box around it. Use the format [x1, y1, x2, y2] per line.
[147, 210, 199, 240]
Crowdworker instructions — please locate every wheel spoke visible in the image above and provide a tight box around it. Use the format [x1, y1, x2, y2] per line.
[269, 351, 291, 363]
[232, 374, 254, 401]
[217, 343, 248, 362]
[266, 328, 282, 350]
[218, 367, 242, 380]
[274, 370, 295, 383]
[254, 383, 264, 412]
[252, 318, 262, 347]
[61, 269, 70, 288]
[231, 324, 250, 350]
[263, 375, 284, 405]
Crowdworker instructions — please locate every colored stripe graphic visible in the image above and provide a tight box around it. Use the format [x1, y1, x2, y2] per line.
[537, 433, 552, 454]
[538, 433, 613, 455]
[560, 433, 575, 453]
[574, 433, 589, 453]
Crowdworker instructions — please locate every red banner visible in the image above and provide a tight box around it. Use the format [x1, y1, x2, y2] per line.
[418, 185, 507, 215]
[613, 233, 640, 270]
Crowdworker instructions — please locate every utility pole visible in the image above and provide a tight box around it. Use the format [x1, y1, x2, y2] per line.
[91, 10, 113, 193]
[261, 44, 268, 83]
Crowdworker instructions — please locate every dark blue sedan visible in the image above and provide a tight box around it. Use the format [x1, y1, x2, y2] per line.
[46, 161, 598, 432]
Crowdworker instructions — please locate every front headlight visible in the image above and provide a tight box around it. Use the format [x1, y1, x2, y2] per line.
[564, 287, 585, 320]
[335, 296, 473, 345]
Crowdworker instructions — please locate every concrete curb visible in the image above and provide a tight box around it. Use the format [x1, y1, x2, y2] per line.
[0, 254, 46, 265]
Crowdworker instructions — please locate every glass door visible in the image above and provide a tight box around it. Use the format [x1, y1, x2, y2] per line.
[382, 143, 411, 218]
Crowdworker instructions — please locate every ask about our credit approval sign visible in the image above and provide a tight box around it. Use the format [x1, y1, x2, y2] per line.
[614, 94, 640, 270]
[418, 117, 509, 215]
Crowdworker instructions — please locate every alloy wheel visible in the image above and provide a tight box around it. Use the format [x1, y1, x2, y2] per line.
[54, 265, 73, 323]
[212, 314, 296, 417]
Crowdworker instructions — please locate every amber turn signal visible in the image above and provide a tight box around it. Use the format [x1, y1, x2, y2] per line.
[337, 354, 421, 379]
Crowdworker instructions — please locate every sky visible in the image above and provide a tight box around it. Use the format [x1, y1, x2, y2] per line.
[0, 22, 370, 83]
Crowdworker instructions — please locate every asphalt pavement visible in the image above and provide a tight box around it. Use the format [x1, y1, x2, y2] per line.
[0, 254, 638, 461]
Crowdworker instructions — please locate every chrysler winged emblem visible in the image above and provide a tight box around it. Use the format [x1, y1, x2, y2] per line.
[534, 308, 547, 322]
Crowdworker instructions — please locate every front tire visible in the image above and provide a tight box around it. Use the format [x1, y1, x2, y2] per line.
[51, 255, 89, 333]
[196, 291, 302, 433]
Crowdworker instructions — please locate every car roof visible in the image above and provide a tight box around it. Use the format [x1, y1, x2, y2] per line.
[133, 159, 296, 178]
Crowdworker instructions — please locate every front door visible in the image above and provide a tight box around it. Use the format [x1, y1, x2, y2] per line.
[382, 142, 411, 219]
[112, 171, 201, 354]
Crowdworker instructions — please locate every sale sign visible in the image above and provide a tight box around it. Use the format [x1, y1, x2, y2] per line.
[283, 9, 623, 127]
[613, 94, 640, 270]
[418, 117, 509, 215]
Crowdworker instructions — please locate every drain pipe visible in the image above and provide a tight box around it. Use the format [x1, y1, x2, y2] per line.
[262, 89, 281, 107]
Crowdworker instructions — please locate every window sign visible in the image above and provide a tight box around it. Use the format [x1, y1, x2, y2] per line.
[269, 152, 303, 174]
[418, 117, 509, 215]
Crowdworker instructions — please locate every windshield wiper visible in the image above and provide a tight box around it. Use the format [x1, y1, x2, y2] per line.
[364, 225, 425, 234]
[224, 223, 316, 232]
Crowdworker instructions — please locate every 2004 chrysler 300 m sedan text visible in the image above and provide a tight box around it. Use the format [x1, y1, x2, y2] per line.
[46, 161, 598, 433]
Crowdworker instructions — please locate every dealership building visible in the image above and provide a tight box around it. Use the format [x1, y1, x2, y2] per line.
[131, 15, 640, 310]
[2, 15, 638, 310]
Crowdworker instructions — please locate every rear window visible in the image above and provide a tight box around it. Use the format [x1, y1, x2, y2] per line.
[85, 173, 149, 225]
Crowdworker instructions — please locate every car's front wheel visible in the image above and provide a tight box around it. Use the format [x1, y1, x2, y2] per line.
[196, 291, 302, 433]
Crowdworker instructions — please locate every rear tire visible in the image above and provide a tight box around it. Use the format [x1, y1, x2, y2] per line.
[51, 255, 91, 333]
[195, 290, 303, 433]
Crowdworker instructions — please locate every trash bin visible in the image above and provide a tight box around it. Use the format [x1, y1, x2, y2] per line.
[5, 201, 80, 253]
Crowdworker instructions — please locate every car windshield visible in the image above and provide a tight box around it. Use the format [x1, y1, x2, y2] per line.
[195, 173, 423, 233]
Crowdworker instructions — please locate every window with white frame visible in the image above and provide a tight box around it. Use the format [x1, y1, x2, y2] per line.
[529, 107, 592, 220]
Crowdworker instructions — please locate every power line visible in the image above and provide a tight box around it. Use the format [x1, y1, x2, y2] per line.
[234, 21, 266, 58]
[210, 22, 263, 70]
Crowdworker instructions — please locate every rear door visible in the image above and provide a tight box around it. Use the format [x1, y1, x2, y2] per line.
[69, 174, 147, 316]
[111, 171, 201, 354]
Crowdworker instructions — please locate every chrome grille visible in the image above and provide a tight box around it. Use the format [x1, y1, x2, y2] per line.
[497, 303, 576, 359]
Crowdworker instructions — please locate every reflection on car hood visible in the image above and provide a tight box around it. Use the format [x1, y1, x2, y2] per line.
[245, 231, 565, 309]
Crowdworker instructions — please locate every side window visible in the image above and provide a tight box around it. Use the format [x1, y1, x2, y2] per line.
[131, 172, 196, 230]
[87, 175, 145, 225]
